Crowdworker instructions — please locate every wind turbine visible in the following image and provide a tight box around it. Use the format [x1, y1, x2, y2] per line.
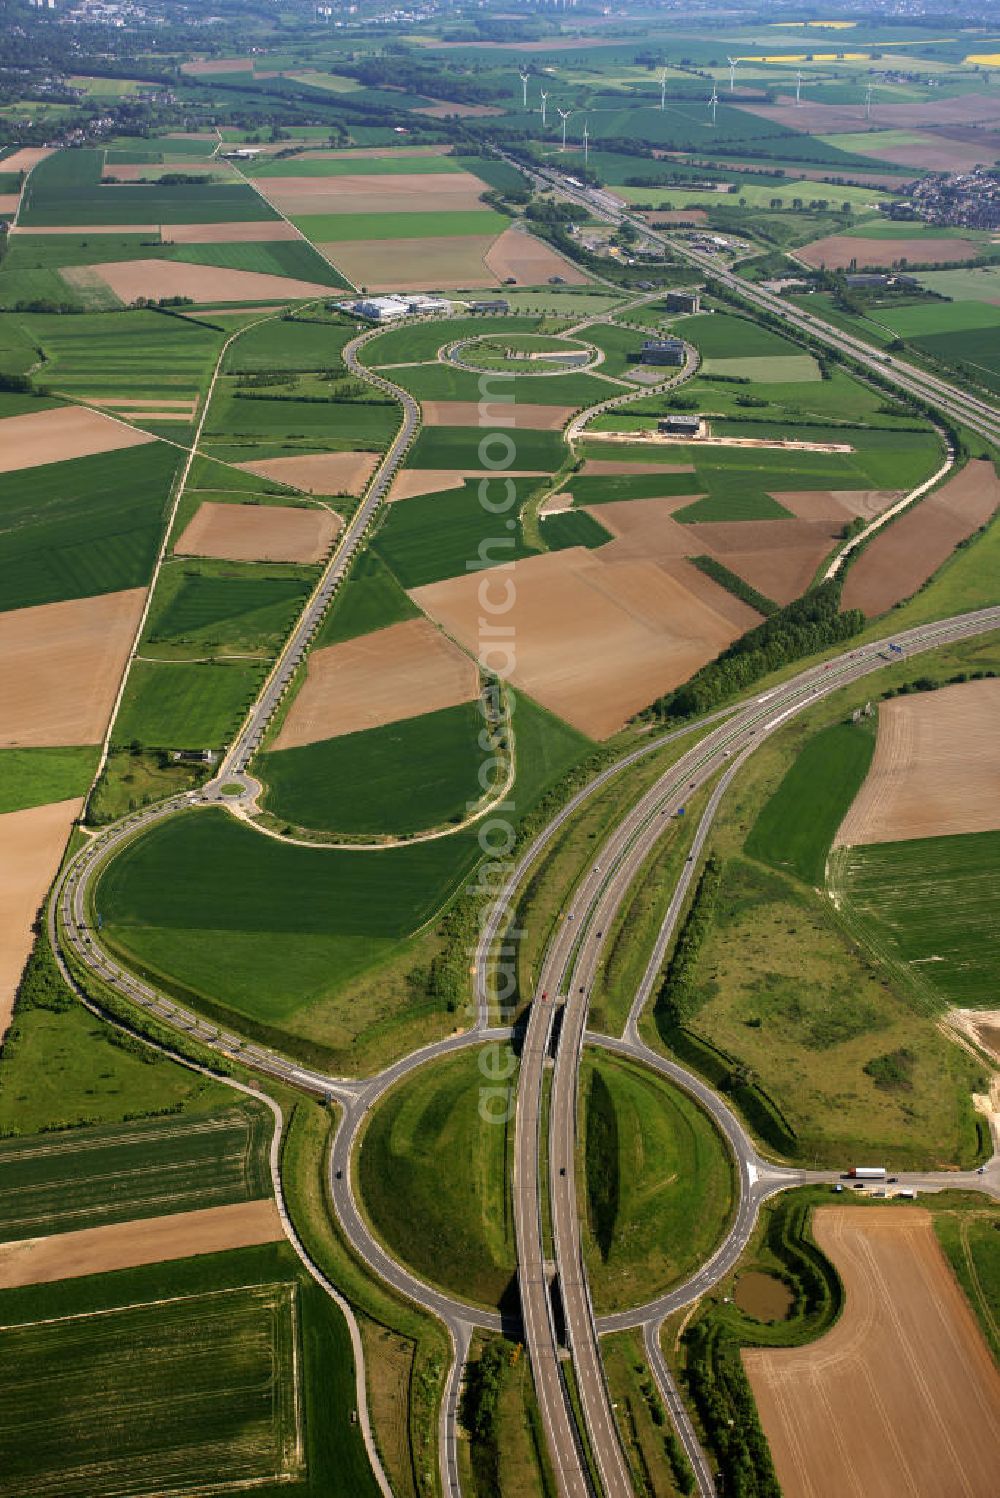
[540, 89, 548, 127]
[582, 118, 589, 167]
[727, 56, 738, 93]
[865, 80, 875, 120]
[795, 70, 804, 106]
[557, 106, 571, 151]
[659, 66, 669, 111]
[518, 67, 530, 109]
[709, 83, 719, 125]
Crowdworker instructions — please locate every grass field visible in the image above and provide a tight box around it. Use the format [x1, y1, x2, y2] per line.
[358, 1047, 517, 1311]
[205, 382, 398, 454]
[0, 1241, 379, 1498]
[313, 551, 419, 648]
[0, 1103, 270, 1240]
[934, 1206, 1000, 1365]
[835, 829, 1000, 1011]
[247, 155, 464, 178]
[112, 659, 265, 750]
[293, 209, 508, 241]
[678, 312, 802, 360]
[911, 325, 1000, 395]
[0, 747, 99, 814]
[387, 363, 614, 406]
[373, 477, 544, 589]
[405, 425, 565, 472]
[259, 700, 487, 836]
[745, 720, 876, 886]
[580, 1051, 734, 1314]
[144, 565, 311, 656]
[362, 316, 543, 368]
[17, 309, 225, 402]
[875, 299, 1000, 339]
[0, 443, 180, 611]
[19, 148, 278, 226]
[223, 315, 356, 373]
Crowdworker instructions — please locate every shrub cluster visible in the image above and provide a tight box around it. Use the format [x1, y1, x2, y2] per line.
[654, 854, 723, 1029]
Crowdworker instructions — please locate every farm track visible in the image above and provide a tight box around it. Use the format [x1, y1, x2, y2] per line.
[45, 270, 1000, 1497]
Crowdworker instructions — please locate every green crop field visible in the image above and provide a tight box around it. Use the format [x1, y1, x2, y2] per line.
[164, 238, 346, 287]
[112, 659, 264, 750]
[247, 154, 464, 177]
[538, 508, 612, 550]
[0, 443, 180, 611]
[313, 551, 419, 648]
[568, 471, 704, 506]
[293, 209, 509, 242]
[746, 720, 876, 886]
[701, 354, 821, 382]
[362, 316, 542, 367]
[0, 747, 99, 814]
[205, 383, 399, 453]
[373, 477, 543, 588]
[0, 1103, 270, 1239]
[0, 1242, 379, 1498]
[224, 316, 356, 373]
[911, 326, 1000, 396]
[837, 829, 1000, 1011]
[580, 1051, 734, 1314]
[405, 425, 565, 471]
[19, 149, 278, 226]
[144, 566, 311, 654]
[259, 700, 486, 836]
[876, 300, 1000, 339]
[358, 1046, 516, 1310]
[678, 312, 800, 360]
[16, 309, 224, 401]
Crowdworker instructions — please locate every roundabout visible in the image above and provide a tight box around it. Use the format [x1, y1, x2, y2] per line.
[445, 331, 602, 375]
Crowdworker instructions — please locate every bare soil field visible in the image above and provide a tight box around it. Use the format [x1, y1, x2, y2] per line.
[840, 460, 1000, 616]
[744, 1207, 1000, 1498]
[580, 460, 696, 477]
[687, 516, 843, 605]
[0, 798, 84, 1038]
[9, 223, 160, 236]
[739, 92, 1000, 134]
[165, 220, 301, 243]
[835, 679, 1000, 846]
[84, 259, 331, 305]
[274, 617, 478, 747]
[416, 100, 505, 118]
[0, 1200, 283, 1286]
[421, 401, 575, 430]
[257, 170, 489, 217]
[587, 497, 698, 557]
[713, 160, 914, 189]
[174, 500, 340, 564]
[181, 56, 253, 74]
[411, 546, 759, 739]
[484, 227, 590, 285]
[774, 488, 901, 523]
[0, 147, 53, 174]
[0, 194, 20, 216]
[387, 467, 547, 502]
[303, 146, 452, 160]
[797, 234, 980, 270]
[323, 234, 502, 292]
[840, 133, 1000, 173]
[237, 450, 379, 495]
[640, 208, 708, 225]
[0, 589, 145, 748]
[0, 404, 155, 473]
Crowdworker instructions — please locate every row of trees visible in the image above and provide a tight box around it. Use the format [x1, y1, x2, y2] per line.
[654, 854, 723, 1030]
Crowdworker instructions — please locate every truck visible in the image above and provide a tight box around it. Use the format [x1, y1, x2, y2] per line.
[847, 1166, 886, 1180]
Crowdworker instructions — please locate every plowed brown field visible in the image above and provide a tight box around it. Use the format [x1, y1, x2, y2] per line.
[840, 460, 1000, 616]
[411, 546, 759, 739]
[0, 194, 19, 216]
[0, 798, 83, 1037]
[387, 468, 547, 501]
[744, 1207, 1000, 1498]
[321, 234, 502, 291]
[484, 227, 589, 285]
[0, 589, 145, 747]
[257, 170, 488, 217]
[774, 488, 901, 523]
[0, 147, 53, 173]
[0, 1200, 284, 1286]
[421, 401, 575, 430]
[739, 91, 1000, 133]
[85, 259, 330, 304]
[797, 234, 979, 270]
[0, 405, 155, 473]
[835, 679, 1000, 846]
[174, 501, 340, 564]
[273, 617, 478, 747]
[236, 450, 379, 495]
[165, 220, 301, 243]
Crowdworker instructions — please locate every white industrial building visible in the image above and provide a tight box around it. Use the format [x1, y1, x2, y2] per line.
[349, 294, 454, 322]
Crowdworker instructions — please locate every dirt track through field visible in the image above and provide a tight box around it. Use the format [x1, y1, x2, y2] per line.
[484, 227, 590, 285]
[321, 234, 503, 292]
[421, 401, 575, 430]
[84, 259, 332, 304]
[0, 798, 84, 1040]
[797, 234, 980, 270]
[835, 679, 1000, 846]
[840, 460, 1000, 616]
[0, 589, 146, 748]
[744, 1207, 1000, 1498]
[174, 500, 341, 564]
[412, 546, 759, 739]
[0, 1199, 284, 1286]
[273, 617, 479, 747]
[236, 450, 379, 495]
[0, 405, 155, 473]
